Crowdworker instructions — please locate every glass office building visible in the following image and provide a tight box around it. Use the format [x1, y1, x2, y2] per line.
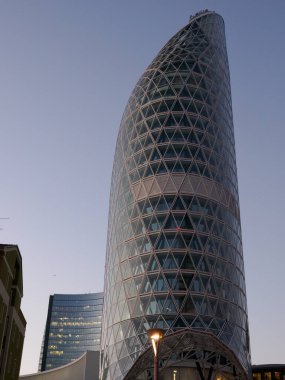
[101, 10, 250, 380]
[39, 292, 103, 371]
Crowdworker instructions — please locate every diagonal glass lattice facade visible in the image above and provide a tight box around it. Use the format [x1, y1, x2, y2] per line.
[101, 10, 250, 380]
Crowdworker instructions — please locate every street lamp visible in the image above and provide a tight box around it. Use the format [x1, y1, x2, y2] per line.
[147, 328, 165, 380]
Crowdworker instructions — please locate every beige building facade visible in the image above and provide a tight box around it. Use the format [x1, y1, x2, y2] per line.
[20, 351, 99, 380]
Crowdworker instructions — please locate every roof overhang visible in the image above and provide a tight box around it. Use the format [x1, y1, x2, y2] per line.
[124, 329, 249, 380]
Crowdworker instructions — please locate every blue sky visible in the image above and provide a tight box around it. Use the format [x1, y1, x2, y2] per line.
[0, 0, 284, 375]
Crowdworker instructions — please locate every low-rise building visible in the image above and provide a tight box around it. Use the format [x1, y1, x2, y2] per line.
[20, 351, 99, 380]
[0, 244, 26, 380]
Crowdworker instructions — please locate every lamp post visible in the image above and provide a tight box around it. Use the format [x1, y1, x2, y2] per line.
[147, 328, 165, 380]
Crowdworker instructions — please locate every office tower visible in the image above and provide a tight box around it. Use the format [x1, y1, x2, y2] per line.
[101, 10, 250, 380]
[39, 292, 103, 371]
[0, 244, 26, 380]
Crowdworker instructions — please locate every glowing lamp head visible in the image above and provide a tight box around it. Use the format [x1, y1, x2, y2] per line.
[147, 328, 165, 356]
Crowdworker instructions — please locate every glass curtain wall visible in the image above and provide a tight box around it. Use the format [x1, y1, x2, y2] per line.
[101, 10, 251, 380]
[39, 292, 103, 371]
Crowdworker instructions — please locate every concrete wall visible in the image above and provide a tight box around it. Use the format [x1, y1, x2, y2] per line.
[19, 351, 99, 380]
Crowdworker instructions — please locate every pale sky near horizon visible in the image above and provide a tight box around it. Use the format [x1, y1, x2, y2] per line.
[0, 0, 284, 375]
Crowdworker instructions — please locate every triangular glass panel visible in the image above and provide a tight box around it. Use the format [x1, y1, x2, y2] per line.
[164, 145, 176, 159]
[157, 130, 169, 143]
[192, 316, 205, 329]
[165, 128, 175, 140]
[193, 63, 202, 75]
[200, 275, 210, 292]
[144, 165, 154, 178]
[175, 273, 187, 291]
[183, 316, 196, 328]
[164, 273, 177, 290]
[132, 299, 144, 318]
[190, 234, 203, 250]
[171, 73, 183, 85]
[190, 162, 200, 175]
[180, 253, 195, 270]
[171, 251, 183, 268]
[173, 129, 185, 142]
[191, 252, 202, 268]
[192, 295, 206, 314]
[164, 253, 178, 269]
[156, 161, 168, 174]
[199, 257, 210, 272]
[140, 276, 151, 294]
[164, 86, 176, 97]
[147, 105, 156, 118]
[137, 166, 146, 179]
[180, 214, 193, 230]
[156, 252, 167, 268]
[181, 195, 192, 210]
[148, 215, 159, 232]
[132, 219, 144, 236]
[182, 273, 194, 288]
[149, 116, 161, 131]
[142, 216, 152, 230]
[155, 296, 167, 313]
[140, 295, 151, 313]
[156, 233, 170, 250]
[181, 294, 195, 314]
[179, 61, 189, 71]
[173, 233, 188, 249]
[188, 102, 198, 114]
[142, 199, 153, 214]
[165, 160, 175, 171]
[180, 86, 191, 98]
[173, 316, 187, 329]
[205, 278, 215, 296]
[180, 145, 191, 159]
[172, 100, 184, 112]
[165, 214, 177, 229]
[196, 149, 206, 163]
[121, 302, 130, 320]
[213, 278, 223, 297]
[172, 161, 184, 173]
[173, 213, 185, 227]
[148, 256, 159, 271]
[154, 274, 168, 291]
[139, 121, 148, 135]
[155, 315, 169, 330]
[148, 233, 159, 247]
[172, 196, 185, 211]
[150, 148, 160, 161]
[216, 302, 224, 318]
[143, 133, 154, 149]
[180, 114, 190, 127]
[157, 101, 168, 114]
[162, 295, 177, 314]
[190, 274, 203, 292]
[147, 296, 160, 315]
[173, 113, 184, 125]
[181, 161, 191, 172]
[188, 130, 199, 144]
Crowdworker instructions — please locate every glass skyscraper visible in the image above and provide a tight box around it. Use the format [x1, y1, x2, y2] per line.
[39, 292, 103, 371]
[101, 10, 250, 380]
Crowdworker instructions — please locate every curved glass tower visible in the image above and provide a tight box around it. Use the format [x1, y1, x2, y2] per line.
[101, 10, 250, 380]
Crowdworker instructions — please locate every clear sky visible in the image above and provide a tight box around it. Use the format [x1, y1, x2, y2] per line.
[0, 0, 283, 375]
